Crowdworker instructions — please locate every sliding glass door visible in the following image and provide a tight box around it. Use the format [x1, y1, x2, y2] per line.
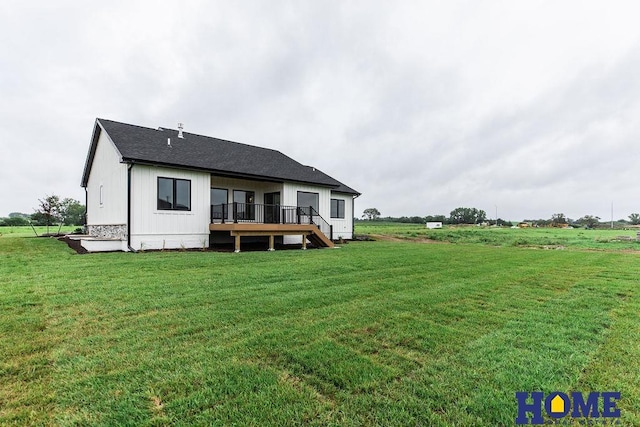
[233, 190, 255, 221]
[264, 192, 281, 224]
[210, 188, 228, 221]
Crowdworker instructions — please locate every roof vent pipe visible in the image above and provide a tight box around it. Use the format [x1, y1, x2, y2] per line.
[167, 137, 171, 147]
[177, 123, 184, 139]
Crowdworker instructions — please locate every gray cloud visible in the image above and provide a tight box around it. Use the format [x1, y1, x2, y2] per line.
[1, 1, 639, 222]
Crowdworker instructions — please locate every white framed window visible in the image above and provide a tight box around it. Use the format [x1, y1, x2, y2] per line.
[297, 191, 319, 215]
[157, 177, 191, 211]
[331, 199, 345, 218]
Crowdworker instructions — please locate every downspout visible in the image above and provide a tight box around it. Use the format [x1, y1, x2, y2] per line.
[127, 163, 137, 252]
[352, 195, 357, 238]
[84, 187, 88, 233]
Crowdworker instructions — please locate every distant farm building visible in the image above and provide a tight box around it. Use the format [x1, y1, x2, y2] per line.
[426, 222, 443, 229]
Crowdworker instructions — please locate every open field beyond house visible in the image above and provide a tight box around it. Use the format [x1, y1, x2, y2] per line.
[1, 225, 639, 425]
[356, 221, 640, 251]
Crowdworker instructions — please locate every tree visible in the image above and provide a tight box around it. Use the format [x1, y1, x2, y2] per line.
[362, 208, 381, 221]
[60, 198, 85, 225]
[425, 215, 447, 224]
[449, 207, 487, 224]
[0, 216, 29, 226]
[576, 215, 600, 229]
[495, 218, 512, 227]
[33, 194, 62, 234]
[550, 213, 567, 227]
[629, 213, 640, 225]
[1, 212, 31, 226]
[9, 212, 31, 219]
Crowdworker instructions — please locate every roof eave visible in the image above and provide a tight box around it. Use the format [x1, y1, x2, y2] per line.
[80, 119, 102, 188]
[121, 157, 349, 190]
[331, 188, 361, 197]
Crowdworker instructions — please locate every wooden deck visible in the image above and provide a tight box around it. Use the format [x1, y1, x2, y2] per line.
[209, 223, 334, 252]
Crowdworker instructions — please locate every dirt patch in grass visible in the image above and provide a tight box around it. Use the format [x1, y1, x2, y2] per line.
[150, 396, 164, 412]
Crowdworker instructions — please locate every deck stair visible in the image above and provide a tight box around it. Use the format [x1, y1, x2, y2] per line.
[306, 226, 334, 248]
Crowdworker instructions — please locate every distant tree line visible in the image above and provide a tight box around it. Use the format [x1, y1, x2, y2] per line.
[360, 207, 506, 225]
[361, 207, 640, 228]
[524, 213, 640, 228]
[0, 195, 85, 231]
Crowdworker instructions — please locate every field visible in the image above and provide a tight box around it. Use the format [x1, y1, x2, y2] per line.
[1, 225, 639, 426]
[356, 221, 640, 251]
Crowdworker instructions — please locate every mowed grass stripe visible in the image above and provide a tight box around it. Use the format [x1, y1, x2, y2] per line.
[1, 235, 638, 425]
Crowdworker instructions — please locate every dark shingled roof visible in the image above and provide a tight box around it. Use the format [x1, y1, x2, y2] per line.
[81, 119, 359, 195]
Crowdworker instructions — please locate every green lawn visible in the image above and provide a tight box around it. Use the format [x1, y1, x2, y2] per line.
[357, 221, 640, 251]
[0, 225, 78, 237]
[1, 230, 639, 425]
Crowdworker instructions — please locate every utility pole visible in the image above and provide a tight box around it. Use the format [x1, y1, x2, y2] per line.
[611, 202, 614, 229]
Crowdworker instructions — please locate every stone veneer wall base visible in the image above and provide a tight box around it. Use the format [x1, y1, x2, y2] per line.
[87, 224, 127, 240]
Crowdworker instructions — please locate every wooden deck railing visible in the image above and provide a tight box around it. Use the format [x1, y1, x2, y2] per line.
[211, 203, 333, 240]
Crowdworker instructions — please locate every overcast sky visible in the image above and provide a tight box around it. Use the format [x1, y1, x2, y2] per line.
[1, 1, 639, 222]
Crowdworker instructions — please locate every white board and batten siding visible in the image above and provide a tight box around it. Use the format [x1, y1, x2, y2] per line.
[329, 192, 354, 240]
[85, 129, 128, 226]
[129, 165, 211, 250]
[281, 183, 356, 242]
[282, 182, 331, 216]
[210, 176, 283, 204]
[281, 183, 328, 244]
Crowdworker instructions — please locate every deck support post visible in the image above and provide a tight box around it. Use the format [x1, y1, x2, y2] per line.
[302, 234, 307, 250]
[234, 234, 241, 253]
[268, 235, 275, 251]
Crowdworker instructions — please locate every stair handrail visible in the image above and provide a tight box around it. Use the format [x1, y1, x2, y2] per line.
[309, 207, 333, 241]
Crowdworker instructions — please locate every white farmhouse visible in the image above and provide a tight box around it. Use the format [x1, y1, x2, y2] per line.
[80, 119, 359, 252]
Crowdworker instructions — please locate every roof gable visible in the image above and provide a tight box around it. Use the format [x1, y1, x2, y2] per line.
[82, 119, 359, 195]
[81, 119, 125, 187]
